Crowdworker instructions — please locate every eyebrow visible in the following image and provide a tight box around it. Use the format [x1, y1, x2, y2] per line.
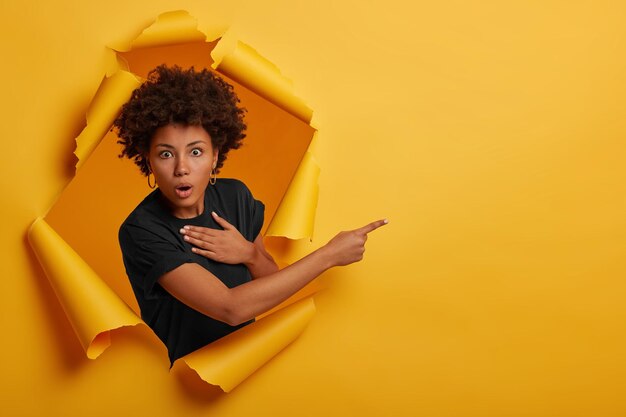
[155, 140, 207, 149]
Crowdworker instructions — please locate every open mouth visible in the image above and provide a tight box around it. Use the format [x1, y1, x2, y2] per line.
[175, 184, 193, 198]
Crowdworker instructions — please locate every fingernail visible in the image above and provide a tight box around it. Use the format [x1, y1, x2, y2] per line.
[183, 225, 190, 230]
[179, 228, 186, 234]
[184, 236, 189, 241]
[383, 219, 389, 224]
[212, 211, 218, 217]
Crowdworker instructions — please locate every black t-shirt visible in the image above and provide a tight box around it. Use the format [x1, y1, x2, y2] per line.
[118, 178, 264, 365]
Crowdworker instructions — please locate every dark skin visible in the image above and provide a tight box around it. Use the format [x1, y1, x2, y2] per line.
[148, 123, 388, 326]
[161, 219, 387, 326]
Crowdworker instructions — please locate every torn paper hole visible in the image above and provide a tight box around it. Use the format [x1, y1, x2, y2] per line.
[28, 9, 323, 392]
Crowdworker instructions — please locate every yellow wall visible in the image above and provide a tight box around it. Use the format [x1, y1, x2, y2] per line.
[3, 1, 626, 415]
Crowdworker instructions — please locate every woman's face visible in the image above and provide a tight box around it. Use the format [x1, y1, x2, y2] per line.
[147, 123, 218, 218]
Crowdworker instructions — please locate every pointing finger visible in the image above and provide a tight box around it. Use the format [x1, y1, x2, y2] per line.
[356, 219, 388, 234]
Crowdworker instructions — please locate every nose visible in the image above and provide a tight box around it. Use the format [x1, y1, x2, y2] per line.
[174, 156, 190, 176]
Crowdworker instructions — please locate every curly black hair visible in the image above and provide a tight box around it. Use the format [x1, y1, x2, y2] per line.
[113, 65, 247, 176]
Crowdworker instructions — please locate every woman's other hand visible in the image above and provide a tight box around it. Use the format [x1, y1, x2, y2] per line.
[180, 211, 254, 264]
[321, 219, 388, 267]
[164, 217, 387, 325]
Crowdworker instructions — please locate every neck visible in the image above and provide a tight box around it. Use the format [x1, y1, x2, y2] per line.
[159, 192, 205, 219]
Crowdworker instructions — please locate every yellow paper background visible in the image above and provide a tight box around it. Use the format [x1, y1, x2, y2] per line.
[3, 1, 626, 416]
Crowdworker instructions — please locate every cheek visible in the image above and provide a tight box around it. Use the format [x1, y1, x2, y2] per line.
[189, 159, 212, 175]
[149, 159, 171, 177]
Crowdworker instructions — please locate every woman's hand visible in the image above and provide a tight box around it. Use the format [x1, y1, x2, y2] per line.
[180, 211, 254, 264]
[321, 219, 388, 267]
[163, 217, 388, 326]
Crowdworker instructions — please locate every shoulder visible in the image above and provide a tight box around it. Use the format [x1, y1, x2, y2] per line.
[214, 178, 251, 194]
[119, 191, 172, 244]
[120, 191, 158, 228]
[213, 178, 256, 202]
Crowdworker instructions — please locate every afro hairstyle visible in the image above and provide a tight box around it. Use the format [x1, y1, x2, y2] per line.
[113, 64, 247, 176]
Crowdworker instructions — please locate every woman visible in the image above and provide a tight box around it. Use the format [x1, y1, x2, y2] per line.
[114, 65, 386, 365]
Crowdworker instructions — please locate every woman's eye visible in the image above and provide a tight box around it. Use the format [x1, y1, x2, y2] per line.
[191, 148, 203, 156]
[160, 151, 173, 158]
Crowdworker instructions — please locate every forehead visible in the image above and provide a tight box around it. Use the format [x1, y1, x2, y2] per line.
[150, 124, 212, 147]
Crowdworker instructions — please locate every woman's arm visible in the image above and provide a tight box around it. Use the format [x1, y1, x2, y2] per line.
[245, 234, 280, 278]
[160, 219, 387, 326]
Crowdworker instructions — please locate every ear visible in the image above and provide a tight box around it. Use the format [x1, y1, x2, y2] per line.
[213, 149, 219, 168]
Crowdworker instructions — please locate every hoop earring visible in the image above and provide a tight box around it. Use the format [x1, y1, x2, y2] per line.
[210, 168, 217, 185]
[147, 172, 156, 189]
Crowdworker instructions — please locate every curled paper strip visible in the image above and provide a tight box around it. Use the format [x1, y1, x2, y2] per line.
[75, 70, 140, 170]
[28, 218, 142, 359]
[29, 9, 323, 391]
[266, 150, 320, 239]
[212, 35, 313, 123]
[178, 298, 316, 392]
[111, 10, 207, 52]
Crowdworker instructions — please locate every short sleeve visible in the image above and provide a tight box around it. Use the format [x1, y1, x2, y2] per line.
[119, 224, 194, 300]
[251, 198, 265, 239]
[233, 179, 265, 240]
